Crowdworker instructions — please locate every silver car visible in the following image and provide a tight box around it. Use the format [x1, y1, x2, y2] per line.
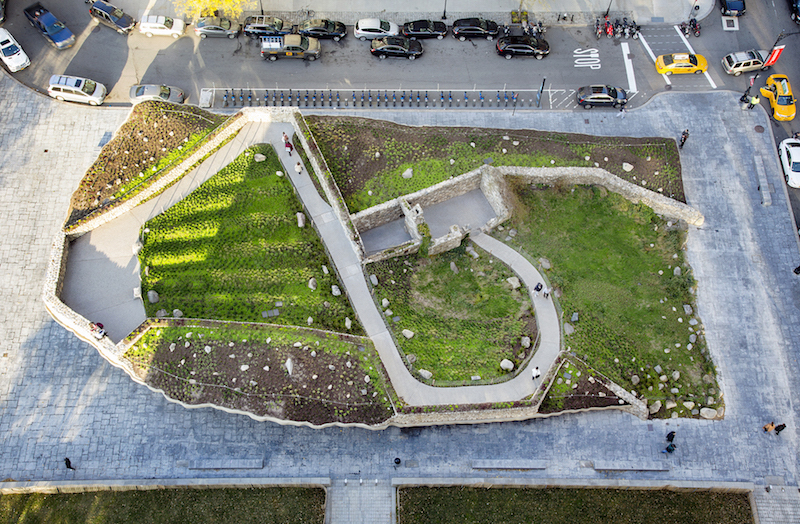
[194, 17, 240, 38]
[129, 84, 186, 104]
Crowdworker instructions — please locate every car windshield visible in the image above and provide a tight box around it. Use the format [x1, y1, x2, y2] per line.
[606, 87, 617, 97]
[724, 55, 734, 66]
[302, 19, 323, 30]
[81, 80, 97, 95]
[379, 20, 390, 31]
[792, 160, 800, 173]
[110, 8, 124, 20]
[1, 43, 19, 56]
[45, 21, 66, 35]
[299, 36, 309, 50]
[778, 95, 794, 105]
[163, 17, 174, 29]
[687, 55, 698, 65]
[219, 19, 231, 30]
[159, 86, 170, 99]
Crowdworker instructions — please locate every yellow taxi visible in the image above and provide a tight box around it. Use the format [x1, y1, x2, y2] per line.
[760, 74, 796, 121]
[655, 53, 708, 75]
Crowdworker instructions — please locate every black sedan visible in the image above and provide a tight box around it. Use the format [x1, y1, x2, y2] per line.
[496, 35, 549, 59]
[88, 1, 135, 35]
[298, 19, 347, 41]
[575, 85, 628, 109]
[452, 18, 499, 41]
[402, 19, 447, 39]
[370, 36, 423, 60]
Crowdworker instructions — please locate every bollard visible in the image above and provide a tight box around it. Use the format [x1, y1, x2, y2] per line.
[312, 90, 317, 107]
[449, 91, 452, 107]
[384, 91, 389, 106]
[223, 89, 229, 107]
[497, 91, 501, 107]
[393, 91, 396, 107]
[416, 91, 420, 107]
[360, 91, 364, 107]
[305, 90, 309, 107]
[440, 91, 445, 107]
[248, 90, 252, 106]
[504, 92, 508, 107]
[329, 90, 333, 106]
[288, 89, 292, 105]
[465, 91, 468, 107]
[425, 91, 429, 107]
[353, 91, 357, 106]
[480, 91, 484, 107]
[369, 90, 372, 107]
[401, 90, 405, 107]
[337, 92, 340, 107]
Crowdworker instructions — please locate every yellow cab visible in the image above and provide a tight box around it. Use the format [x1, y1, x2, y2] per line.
[655, 53, 708, 75]
[760, 74, 796, 121]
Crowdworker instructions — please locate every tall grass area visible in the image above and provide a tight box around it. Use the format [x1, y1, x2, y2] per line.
[0, 487, 325, 524]
[398, 487, 753, 524]
[509, 184, 717, 404]
[139, 145, 359, 334]
[369, 244, 533, 382]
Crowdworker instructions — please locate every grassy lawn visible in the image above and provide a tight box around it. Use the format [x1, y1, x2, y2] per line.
[508, 184, 719, 414]
[0, 487, 325, 524]
[139, 145, 360, 335]
[368, 243, 535, 383]
[397, 487, 753, 524]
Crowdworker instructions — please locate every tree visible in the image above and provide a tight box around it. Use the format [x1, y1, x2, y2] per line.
[176, 0, 254, 20]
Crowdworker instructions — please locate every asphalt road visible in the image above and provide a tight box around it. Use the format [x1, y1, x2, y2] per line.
[4, 0, 800, 221]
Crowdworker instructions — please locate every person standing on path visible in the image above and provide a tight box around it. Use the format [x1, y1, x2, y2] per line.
[775, 423, 786, 435]
[764, 421, 775, 433]
[294, 162, 303, 175]
[679, 129, 689, 149]
[532, 366, 541, 381]
[285, 141, 294, 156]
[747, 95, 760, 110]
[64, 458, 75, 470]
[282, 132, 289, 143]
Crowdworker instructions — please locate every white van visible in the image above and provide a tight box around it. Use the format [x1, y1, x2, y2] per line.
[138, 15, 186, 38]
[47, 75, 107, 106]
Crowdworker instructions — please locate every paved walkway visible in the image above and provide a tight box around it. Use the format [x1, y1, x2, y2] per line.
[3, 72, 800, 523]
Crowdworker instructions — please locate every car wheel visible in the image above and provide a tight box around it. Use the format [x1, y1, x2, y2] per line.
[145, 32, 154, 37]
[665, 71, 672, 76]
[56, 96, 65, 102]
[410, 36, 416, 40]
[486, 35, 493, 41]
[307, 55, 316, 61]
[437, 34, 443, 39]
[172, 33, 179, 39]
[504, 53, 512, 60]
[694, 69, 703, 74]
[761, 66, 769, 71]
[228, 33, 236, 39]
[459, 35, 466, 41]
[734, 71, 742, 76]
[535, 54, 543, 60]
[583, 104, 592, 110]
[89, 100, 99, 106]
[408, 55, 416, 60]
[359, 36, 366, 41]
[379, 54, 386, 60]
[117, 29, 126, 34]
[334, 36, 340, 41]
[200, 33, 207, 39]
[613, 103, 621, 108]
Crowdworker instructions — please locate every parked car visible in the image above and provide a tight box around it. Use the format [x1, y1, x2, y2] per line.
[47, 75, 107, 106]
[0, 27, 31, 73]
[721, 49, 770, 76]
[88, 1, 135, 34]
[655, 53, 707, 75]
[760, 75, 796, 121]
[496, 35, 549, 59]
[370, 36, 422, 59]
[297, 19, 346, 41]
[452, 18, 499, 41]
[402, 19, 447, 39]
[129, 84, 186, 104]
[721, 0, 746, 16]
[194, 17, 240, 38]
[243, 16, 290, 39]
[260, 35, 320, 61]
[0, 29, 30, 72]
[575, 85, 627, 109]
[23, 2, 75, 49]
[779, 137, 800, 187]
[354, 18, 399, 40]
[790, 0, 800, 23]
[139, 15, 185, 38]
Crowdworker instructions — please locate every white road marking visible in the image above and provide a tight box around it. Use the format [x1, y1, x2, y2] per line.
[637, 34, 671, 85]
[621, 42, 637, 93]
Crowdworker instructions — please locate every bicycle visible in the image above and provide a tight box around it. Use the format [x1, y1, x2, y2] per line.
[297, 7, 314, 18]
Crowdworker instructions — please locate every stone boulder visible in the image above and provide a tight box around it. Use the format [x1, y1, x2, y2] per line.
[450, 261, 459, 274]
[538, 257, 551, 269]
[382, 298, 390, 308]
[297, 212, 306, 228]
[683, 401, 695, 410]
[507, 276, 520, 289]
[402, 168, 413, 179]
[672, 371, 680, 381]
[254, 153, 266, 162]
[147, 290, 160, 304]
[665, 400, 677, 410]
[622, 162, 634, 172]
[673, 266, 682, 276]
[654, 365, 663, 373]
[631, 374, 640, 385]
[564, 323, 575, 335]
[521, 336, 531, 349]
[331, 285, 341, 296]
[683, 304, 693, 315]
[156, 309, 167, 318]
[370, 274, 378, 286]
[345, 317, 352, 330]
[500, 359, 514, 371]
[308, 277, 317, 291]
[419, 369, 433, 380]
[172, 309, 183, 318]
[700, 407, 717, 419]
[648, 400, 662, 414]
[402, 329, 415, 339]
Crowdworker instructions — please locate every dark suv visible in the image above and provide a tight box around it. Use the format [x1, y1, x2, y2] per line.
[243, 16, 291, 39]
[88, 1, 135, 34]
[452, 18, 499, 41]
[720, 0, 746, 16]
[496, 35, 549, 59]
[575, 85, 627, 109]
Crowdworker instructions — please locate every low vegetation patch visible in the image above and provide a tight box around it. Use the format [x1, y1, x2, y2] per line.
[66, 101, 229, 227]
[138, 145, 360, 334]
[368, 243, 535, 383]
[0, 487, 325, 524]
[397, 487, 753, 524]
[305, 116, 682, 214]
[539, 357, 625, 413]
[508, 184, 719, 417]
[124, 323, 395, 425]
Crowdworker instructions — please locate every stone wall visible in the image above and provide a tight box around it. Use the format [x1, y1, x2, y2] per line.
[479, 165, 512, 231]
[406, 168, 482, 209]
[351, 199, 405, 232]
[429, 225, 466, 256]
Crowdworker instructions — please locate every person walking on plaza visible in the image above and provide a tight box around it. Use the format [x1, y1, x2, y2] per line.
[747, 94, 760, 110]
[666, 431, 676, 443]
[661, 443, 676, 454]
[285, 140, 294, 156]
[64, 458, 75, 470]
[294, 161, 303, 175]
[679, 129, 689, 149]
[282, 132, 289, 143]
[532, 366, 541, 381]
[775, 423, 787, 435]
[764, 421, 775, 433]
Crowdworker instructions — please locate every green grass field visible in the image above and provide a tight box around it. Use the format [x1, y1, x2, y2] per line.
[138, 145, 359, 334]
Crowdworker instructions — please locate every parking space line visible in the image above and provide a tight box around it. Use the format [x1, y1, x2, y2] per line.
[673, 26, 717, 89]
[621, 42, 637, 93]
[637, 34, 671, 86]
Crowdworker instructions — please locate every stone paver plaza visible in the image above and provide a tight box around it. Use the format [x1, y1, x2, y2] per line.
[3, 60, 800, 522]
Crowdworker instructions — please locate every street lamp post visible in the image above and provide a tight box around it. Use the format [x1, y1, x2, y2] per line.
[442, 0, 447, 20]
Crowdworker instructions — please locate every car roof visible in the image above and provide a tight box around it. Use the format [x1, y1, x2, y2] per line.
[358, 18, 383, 28]
[49, 75, 85, 87]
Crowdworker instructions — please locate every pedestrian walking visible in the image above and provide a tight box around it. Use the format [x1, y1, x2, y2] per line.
[775, 423, 786, 435]
[285, 141, 293, 156]
[793, 265, 800, 275]
[294, 162, 303, 174]
[679, 129, 689, 149]
[533, 282, 543, 297]
[616, 107, 627, 119]
[532, 366, 541, 381]
[661, 443, 676, 454]
[747, 95, 760, 110]
[666, 431, 676, 442]
[542, 286, 550, 299]
[764, 421, 775, 433]
[64, 458, 75, 470]
[282, 132, 289, 143]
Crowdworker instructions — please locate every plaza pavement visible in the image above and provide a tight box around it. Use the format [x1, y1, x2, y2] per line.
[3, 74, 800, 523]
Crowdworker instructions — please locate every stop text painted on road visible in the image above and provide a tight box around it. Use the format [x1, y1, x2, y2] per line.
[574, 48, 601, 69]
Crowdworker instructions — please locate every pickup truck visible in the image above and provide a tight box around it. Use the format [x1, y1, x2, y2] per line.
[260, 35, 320, 61]
[24, 2, 75, 49]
